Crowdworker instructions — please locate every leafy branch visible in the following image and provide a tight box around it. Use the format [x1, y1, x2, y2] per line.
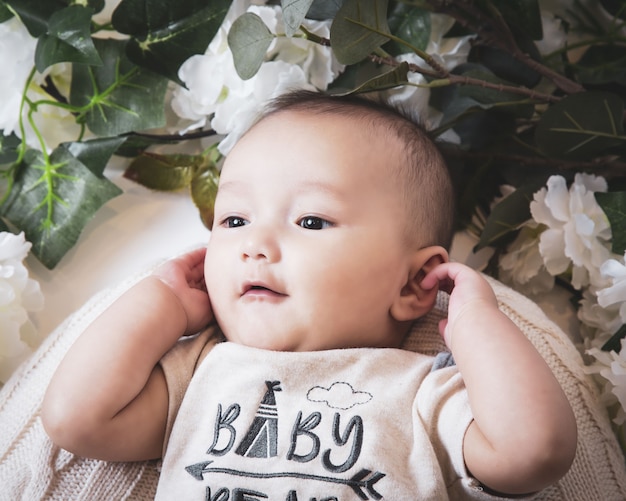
[1, 0, 625, 271]
[0, 0, 230, 267]
[422, 0, 586, 95]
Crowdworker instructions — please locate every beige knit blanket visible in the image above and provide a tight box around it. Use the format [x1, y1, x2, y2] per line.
[1, 272, 625, 500]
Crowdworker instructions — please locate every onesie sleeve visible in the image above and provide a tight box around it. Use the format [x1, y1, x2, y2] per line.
[416, 365, 535, 500]
[158, 325, 222, 456]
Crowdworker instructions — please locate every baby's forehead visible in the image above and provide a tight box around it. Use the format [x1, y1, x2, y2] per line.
[244, 108, 402, 156]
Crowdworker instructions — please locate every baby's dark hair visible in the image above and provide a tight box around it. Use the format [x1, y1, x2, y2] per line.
[259, 90, 455, 250]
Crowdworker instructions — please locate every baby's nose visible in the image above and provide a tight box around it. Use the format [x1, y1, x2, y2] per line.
[240, 226, 280, 262]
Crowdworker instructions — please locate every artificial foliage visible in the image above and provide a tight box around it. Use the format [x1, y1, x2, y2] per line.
[0, 0, 624, 271]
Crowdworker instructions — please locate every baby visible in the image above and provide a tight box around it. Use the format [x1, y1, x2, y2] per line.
[43, 91, 576, 500]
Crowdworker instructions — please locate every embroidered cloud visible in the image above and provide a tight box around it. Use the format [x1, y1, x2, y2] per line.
[307, 382, 372, 410]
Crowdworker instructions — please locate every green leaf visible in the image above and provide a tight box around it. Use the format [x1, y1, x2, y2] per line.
[112, 0, 231, 83]
[330, 0, 390, 65]
[4, 0, 67, 37]
[89, 0, 105, 14]
[282, 0, 315, 37]
[123, 152, 200, 191]
[454, 65, 530, 106]
[0, 147, 122, 268]
[602, 324, 626, 353]
[491, 0, 543, 40]
[0, 2, 14, 23]
[386, 3, 430, 56]
[0, 133, 21, 165]
[600, 0, 626, 20]
[69, 38, 169, 136]
[337, 61, 410, 95]
[534, 91, 625, 159]
[35, 5, 102, 72]
[595, 191, 626, 254]
[307, 0, 344, 19]
[475, 181, 544, 250]
[190, 163, 220, 228]
[228, 12, 274, 80]
[62, 136, 126, 177]
[431, 64, 533, 127]
[572, 45, 626, 86]
[468, 34, 542, 88]
[114, 133, 185, 158]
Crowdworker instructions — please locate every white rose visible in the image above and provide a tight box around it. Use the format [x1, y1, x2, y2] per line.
[211, 61, 315, 154]
[587, 340, 626, 425]
[578, 287, 622, 350]
[385, 13, 472, 139]
[531, 174, 612, 289]
[597, 253, 626, 324]
[172, 1, 341, 153]
[0, 232, 44, 384]
[0, 17, 37, 138]
[249, 5, 342, 90]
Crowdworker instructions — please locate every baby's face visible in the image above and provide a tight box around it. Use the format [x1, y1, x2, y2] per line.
[205, 111, 413, 351]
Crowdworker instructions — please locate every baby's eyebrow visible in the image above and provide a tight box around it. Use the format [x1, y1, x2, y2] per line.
[216, 180, 247, 196]
[218, 179, 344, 199]
[293, 180, 345, 199]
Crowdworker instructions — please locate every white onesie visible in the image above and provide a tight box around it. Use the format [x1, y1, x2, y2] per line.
[156, 329, 501, 500]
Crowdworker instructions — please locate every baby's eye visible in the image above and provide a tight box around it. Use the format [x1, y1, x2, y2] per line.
[298, 216, 333, 230]
[222, 216, 249, 228]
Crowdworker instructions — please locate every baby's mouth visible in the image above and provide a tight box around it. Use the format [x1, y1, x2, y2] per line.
[242, 283, 286, 297]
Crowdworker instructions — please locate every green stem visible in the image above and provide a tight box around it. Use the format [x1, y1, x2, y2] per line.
[346, 17, 450, 77]
[16, 67, 37, 163]
[1, 67, 37, 206]
[544, 35, 626, 61]
[28, 97, 82, 114]
[27, 101, 51, 164]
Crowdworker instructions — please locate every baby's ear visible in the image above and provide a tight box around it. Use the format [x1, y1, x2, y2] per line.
[390, 246, 448, 322]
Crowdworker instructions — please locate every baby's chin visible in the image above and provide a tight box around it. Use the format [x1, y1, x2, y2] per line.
[223, 330, 332, 353]
[223, 331, 301, 352]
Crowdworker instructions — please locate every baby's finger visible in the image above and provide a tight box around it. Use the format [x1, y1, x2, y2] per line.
[422, 262, 457, 292]
[438, 318, 449, 338]
[184, 247, 207, 268]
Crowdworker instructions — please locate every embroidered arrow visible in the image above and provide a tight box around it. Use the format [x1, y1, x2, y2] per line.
[185, 461, 385, 500]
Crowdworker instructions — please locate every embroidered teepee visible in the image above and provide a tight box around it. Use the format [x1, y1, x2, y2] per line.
[235, 380, 282, 458]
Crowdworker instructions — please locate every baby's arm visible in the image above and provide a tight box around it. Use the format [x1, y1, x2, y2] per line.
[422, 262, 577, 495]
[42, 248, 212, 462]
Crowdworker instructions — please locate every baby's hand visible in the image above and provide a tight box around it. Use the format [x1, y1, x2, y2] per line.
[153, 248, 213, 335]
[421, 262, 498, 347]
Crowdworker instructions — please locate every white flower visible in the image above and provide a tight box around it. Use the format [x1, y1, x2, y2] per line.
[587, 340, 626, 425]
[93, 0, 124, 26]
[0, 17, 37, 138]
[211, 60, 315, 154]
[530, 174, 612, 289]
[249, 5, 342, 90]
[578, 287, 622, 350]
[499, 222, 555, 296]
[384, 13, 472, 140]
[596, 252, 626, 324]
[171, 0, 341, 155]
[534, 11, 568, 55]
[170, 0, 252, 132]
[25, 78, 85, 151]
[0, 232, 44, 384]
[0, 16, 82, 151]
